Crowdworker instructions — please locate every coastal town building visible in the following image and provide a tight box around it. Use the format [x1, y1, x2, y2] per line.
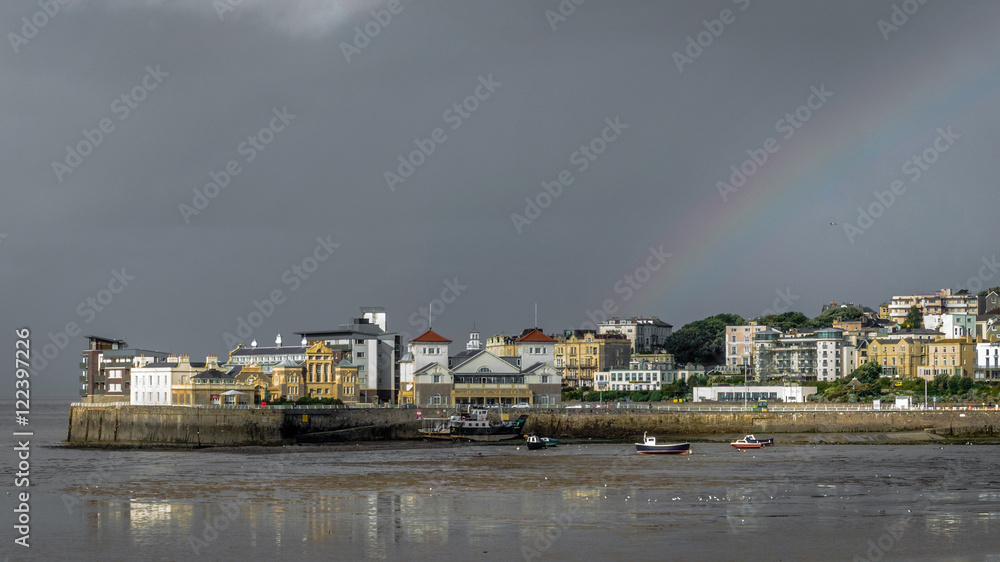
[725, 322, 774, 370]
[923, 313, 977, 338]
[867, 338, 927, 378]
[753, 327, 852, 382]
[594, 358, 701, 392]
[976, 309, 1000, 342]
[916, 336, 977, 379]
[132, 354, 225, 405]
[296, 308, 400, 403]
[692, 385, 817, 403]
[887, 289, 978, 324]
[975, 341, 1000, 381]
[554, 330, 630, 388]
[407, 329, 561, 407]
[80, 335, 168, 400]
[171, 366, 255, 406]
[598, 316, 673, 353]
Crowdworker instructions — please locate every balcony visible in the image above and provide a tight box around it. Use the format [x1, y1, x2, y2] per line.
[79, 374, 88, 383]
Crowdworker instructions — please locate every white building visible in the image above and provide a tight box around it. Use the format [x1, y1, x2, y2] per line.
[692, 385, 817, 403]
[975, 341, 1000, 382]
[754, 327, 852, 382]
[594, 358, 700, 392]
[131, 355, 220, 405]
[598, 316, 673, 352]
[296, 308, 400, 403]
[924, 313, 977, 338]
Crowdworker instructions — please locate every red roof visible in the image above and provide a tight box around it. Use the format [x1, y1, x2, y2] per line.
[515, 329, 556, 343]
[411, 329, 452, 343]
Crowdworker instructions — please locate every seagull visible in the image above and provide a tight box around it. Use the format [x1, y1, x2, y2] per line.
[830, 222, 837, 225]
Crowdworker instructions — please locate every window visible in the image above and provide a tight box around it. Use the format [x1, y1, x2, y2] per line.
[356, 351, 365, 358]
[432, 375, 441, 383]
[356, 339, 365, 345]
[477, 366, 491, 373]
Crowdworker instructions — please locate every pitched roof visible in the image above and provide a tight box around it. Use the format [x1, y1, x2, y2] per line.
[411, 329, 452, 343]
[193, 368, 233, 380]
[515, 329, 556, 343]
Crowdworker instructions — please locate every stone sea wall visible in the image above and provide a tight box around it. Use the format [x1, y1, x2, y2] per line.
[66, 406, 1000, 446]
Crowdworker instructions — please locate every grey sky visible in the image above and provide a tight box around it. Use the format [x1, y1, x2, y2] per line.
[4, 1, 999, 396]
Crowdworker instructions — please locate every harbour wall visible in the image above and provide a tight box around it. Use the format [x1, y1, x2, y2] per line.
[66, 405, 418, 446]
[523, 410, 1000, 439]
[66, 406, 1000, 446]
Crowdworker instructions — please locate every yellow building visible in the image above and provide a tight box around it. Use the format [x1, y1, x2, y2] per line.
[867, 338, 927, 378]
[554, 331, 631, 388]
[484, 334, 519, 358]
[917, 336, 977, 379]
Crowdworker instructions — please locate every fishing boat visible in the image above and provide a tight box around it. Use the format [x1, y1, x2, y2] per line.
[731, 435, 773, 450]
[635, 433, 691, 455]
[526, 435, 546, 450]
[540, 437, 559, 447]
[419, 408, 528, 442]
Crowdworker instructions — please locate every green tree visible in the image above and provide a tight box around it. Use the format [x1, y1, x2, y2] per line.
[810, 306, 864, 328]
[665, 313, 745, 365]
[851, 361, 882, 385]
[901, 305, 922, 329]
[756, 311, 811, 331]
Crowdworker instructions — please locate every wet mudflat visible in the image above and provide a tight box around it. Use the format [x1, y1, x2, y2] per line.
[7, 401, 1000, 561]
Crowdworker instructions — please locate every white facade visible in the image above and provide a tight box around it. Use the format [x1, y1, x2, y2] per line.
[977, 342, 1000, 368]
[598, 317, 672, 352]
[131, 355, 219, 405]
[925, 313, 977, 338]
[692, 385, 817, 403]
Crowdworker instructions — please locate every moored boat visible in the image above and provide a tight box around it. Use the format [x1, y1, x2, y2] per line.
[540, 437, 559, 447]
[419, 408, 528, 442]
[731, 435, 773, 450]
[526, 435, 546, 450]
[635, 433, 691, 455]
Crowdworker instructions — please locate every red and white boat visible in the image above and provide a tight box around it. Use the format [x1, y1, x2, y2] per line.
[731, 435, 773, 450]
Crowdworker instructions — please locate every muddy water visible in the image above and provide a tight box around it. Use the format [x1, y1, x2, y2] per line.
[4, 400, 1000, 561]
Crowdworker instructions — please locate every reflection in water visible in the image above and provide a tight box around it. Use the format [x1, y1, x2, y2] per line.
[43, 442, 1000, 560]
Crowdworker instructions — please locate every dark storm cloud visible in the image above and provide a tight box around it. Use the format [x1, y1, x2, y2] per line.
[3, 0, 998, 395]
